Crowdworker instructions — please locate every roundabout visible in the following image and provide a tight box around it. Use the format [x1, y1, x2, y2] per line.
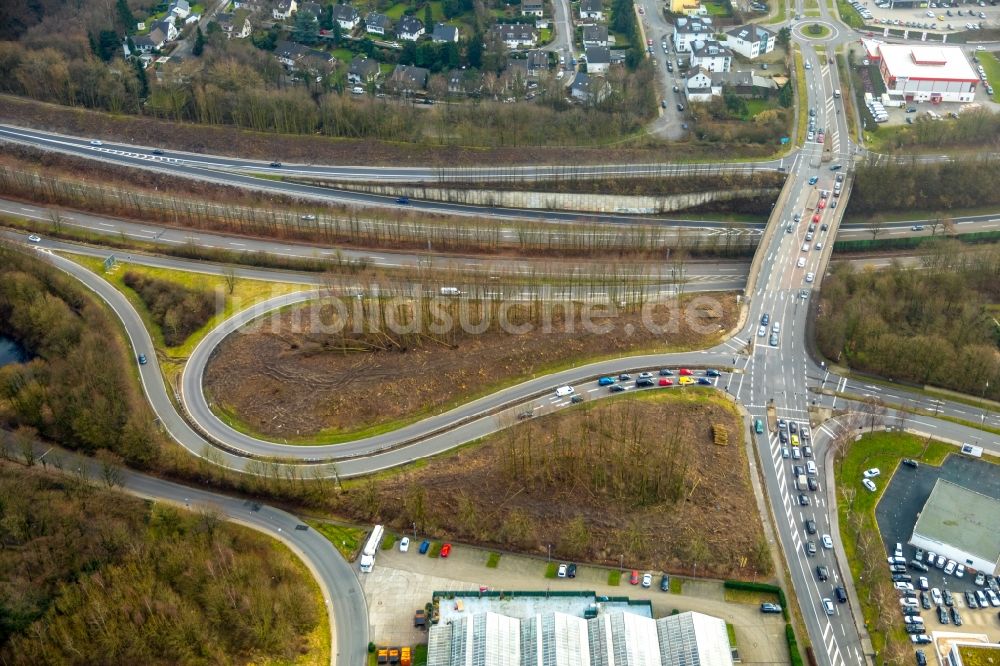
[795, 20, 839, 41]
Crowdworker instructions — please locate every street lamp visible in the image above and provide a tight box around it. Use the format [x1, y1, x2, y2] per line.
[547, 544, 551, 562]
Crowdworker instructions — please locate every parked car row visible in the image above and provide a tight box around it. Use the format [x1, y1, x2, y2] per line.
[597, 368, 719, 393]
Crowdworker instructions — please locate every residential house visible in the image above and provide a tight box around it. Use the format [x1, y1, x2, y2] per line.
[298, 1, 322, 18]
[432, 23, 459, 43]
[151, 17, 178, 42]
[365, 12, 392, 35]
[332, 4, 360, 30]
[690, 39, 732, 72]
[569, 71, 610, 103]
[521, 0, 544, 17]
[273, 0, 297, 20]
[447, 68, 480, 94]
[669, 0, 705, 15]
[274, 40, 333, 69]
[347, 56, 380, 85]
[724, 24, 775, 60]
[215, 12, 253, 38]
[133, 27, 167, 52]
[389, 64, 429, 93]
[169, 0, 190, 19]
[579, 0, 604, 21]
[233, 0, 258, 9]
[490, 23, 538, 49]
[397, 16, 424, 41]
[685, 67, 714, 101]
[712, 70, 777, 96]
[672, 16, 713, 52]
[582, 24, 608, 48]
[585, 46, 611, 74]
[525, 49, 549, 76]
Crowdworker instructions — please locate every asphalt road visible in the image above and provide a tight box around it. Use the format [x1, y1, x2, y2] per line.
[22, 441, 368, 666]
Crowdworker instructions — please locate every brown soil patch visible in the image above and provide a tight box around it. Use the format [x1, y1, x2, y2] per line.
[0, 94, 776, 167]
[336, 392, 770, 580]
[203, 294, 739, 439]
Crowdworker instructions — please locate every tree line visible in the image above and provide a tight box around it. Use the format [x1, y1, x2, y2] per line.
[0, 245, 163, 467]
[848, 156, 1000, 215]
[0, 462, 321, 665]
[816, 251, 1000, 400]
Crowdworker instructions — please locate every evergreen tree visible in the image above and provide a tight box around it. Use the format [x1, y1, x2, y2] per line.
[133, 59, 149, 98]
[466, 34, 483, 68]
[424, 4, 433, 32]
[193, 25, 205, 56]
[116, 0, 134, 32]
[98, 30, 120, 61]
[293, 11, 319, 44]
[320, 5, 334, 30]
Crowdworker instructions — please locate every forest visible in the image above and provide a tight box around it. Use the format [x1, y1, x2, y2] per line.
[123, 271, 217, 347]
[0, 244, 162, 467]
[816, 245, 1000, 400]
[0, 462, 322, 665]
[848, 157, 1000, 215]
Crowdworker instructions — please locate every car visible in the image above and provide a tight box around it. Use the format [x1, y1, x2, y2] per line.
[705, 369, 721, 377]
[440, 543, 452, 557]
[863, 478, 877, 492]
[900, 596, 919, 609]
[895, 581, 915, 592]
[555, 386, 575, 397]
[558, 563, 568, 578]
[637, 378, 655, 387]
[660, 574, 670, 591]
[782, 446, 790, 458]
[975, 571, 987, 586]
[926, 551, 937, 565]
[788, 421, 797, 434]
[805, 520, 817, 536]
[863, 468, 881, 479]
[642, 572, 652, 588]
[27, 234, 41, 243]
[89, 139, 103, 146]
[790, 434, 799, 447]
[951, 607, 962, 626]
[758, 324, 768, 337]
[918, 576, 929, 590]
[821, 222, 829, 230]
[399, 536, 410, 552]
[760, 602, 782, 614]
[567, 563, 577, 578]
[679, 368, 693, 376]
[835, 586, 848, 603]
[769, 333, 779, 347]
[935, 555, 946, 569]
[269, 161, 282, 167]
[801, 243, 810, 253]
[799, 494, 810, 506]
[679, 376, 695, 385]
[937, 605, 949, 624]
[912, 634, 931, 644]
[920, 591, 931, 609]
[793, 465, 805, 476]
[808, 176, 818, 185]
[816, 565, 829, 581]
[754, 418, 764, 434]
[659, 368, 674, 376]
[805, 272, 815, 283]
[806, 541, 817, 555]
[803, 446, 812, 458]
[677, 103, 684, 112]
[907, 107, 917, 113]
[779, 430, 788, 443]
[598, 377, 616, 386]
[965, 591, 978, 609]
[659, 378, 674, 386]
[300, 214, 317, 221]
[618, 373, 632, 381]
[822, 534, 833, 549]
[975, 590, 989, 606]
[903, 614, 923, 625]
[419, 540, 431, 554]
[570, 394, 584, 404]
[916, 650, 927, 666]
[812, 214, 821, 224]
[697, 377, 712, 385]
[823, 598, 835, 615]
[987, 589, 1000, 607]
[138, 354, 147, 365]
[396, 196, 410, 204]
[815, 243, 823, 250]
[610, 384, 627, 393]
[903, 458, 919, 468]
[638, 372, 654, 379]
[630, 570, 640, 585]
[791, 446, 801, 460]
[944, 559, 957, 575]
[956, 564, 965, 578]
[931, 587, 943, 605]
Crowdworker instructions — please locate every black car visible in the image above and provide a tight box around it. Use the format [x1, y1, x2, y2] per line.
[835, 586, 848, 603]
[799, 494, 810, 506]
[910, 560, 929, 572]
[659, 368, 674, 376]
[269, 161, 282, 167]
[567, 563, 577, 578]
[920, 591, 931, 609]
[660, 574, 670, 591]
[151, 148, 164, 155]
[966, 591, 978, 609]
[793, 465, 805, 476]
[570, 394, 584, 404]
[916, 650, 927, 666]
[803, 446, 813, 458]
[610, 384, 626, 393]
[636, 378, 655, 387]
[950, 607, 962, 626]
[937, 605, 949, 624]
[807, 477, 819, 491]
[761, 313, 770, 326]
[892, 574, 913, 582]
[805, 519, 817, 535]
[396, 196, 410, 205]
[138, 354, 147, 365]
[816, 565, 829, 582]
[903, 459, 919, 468]
[943, 589, 954, 607]
[905, 623, 924, 634]
[779, 431, 789, 443]
[619, 373, 632, 381]
[820, 223, 829, 231]
[677, 103, 684, 112]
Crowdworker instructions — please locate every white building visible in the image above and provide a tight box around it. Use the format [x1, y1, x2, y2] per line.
[673, 16, 713, 53]
[874, 43, 979, 103]
[579, 0, 604, 21]
[690, 39, 732, 73]
[272, 0, 296, 20]
[909, 479, 1000, 576]
[724, 24, 774, 60]
[686, 68, 715, 102]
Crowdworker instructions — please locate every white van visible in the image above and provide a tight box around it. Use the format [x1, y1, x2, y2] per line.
[833, 89, 841, 98]
[555, 386, 575, 397]
[351, 86, 364, 94]
[439, 287, 461, 296]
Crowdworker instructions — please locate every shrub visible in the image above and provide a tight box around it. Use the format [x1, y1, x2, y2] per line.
[123, 271, 215, 347]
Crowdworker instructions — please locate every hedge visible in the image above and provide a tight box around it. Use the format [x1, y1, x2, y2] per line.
[786, 623, 805, 666]
[722, 580, 788, 620]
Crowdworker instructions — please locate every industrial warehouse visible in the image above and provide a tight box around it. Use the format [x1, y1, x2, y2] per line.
[909, 479, 1000, 576]
[862, 41, 980, 103]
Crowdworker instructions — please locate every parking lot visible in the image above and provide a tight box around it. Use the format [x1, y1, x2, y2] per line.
[851, 0, 999, 33]
[874, 454, 1000, 640]
[360, 544, 790, 662]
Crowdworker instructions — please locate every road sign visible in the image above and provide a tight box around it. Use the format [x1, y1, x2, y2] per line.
[780, 137, 790, 144]
[103, 255, 117, 272]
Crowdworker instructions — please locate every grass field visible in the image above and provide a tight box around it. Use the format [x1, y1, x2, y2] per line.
[608, 570, 622, 585]
[308, 521, 367, 560]
[794, 47, 808, 146]
[836, 0, 866, 29]
[486, 552, 501, 568]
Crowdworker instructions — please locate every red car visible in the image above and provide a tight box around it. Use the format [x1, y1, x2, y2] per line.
[630, 569, 640, 585]
[818, 199, 826, 210]
[659, 378, 673, 386]
[440, 543, 452, 558]
[812, 213, 821, 223]
[679, 368, 693, 376]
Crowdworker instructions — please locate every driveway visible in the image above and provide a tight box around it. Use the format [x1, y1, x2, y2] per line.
[636, 0, 687, 139]
[361, 544, 788, 663]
